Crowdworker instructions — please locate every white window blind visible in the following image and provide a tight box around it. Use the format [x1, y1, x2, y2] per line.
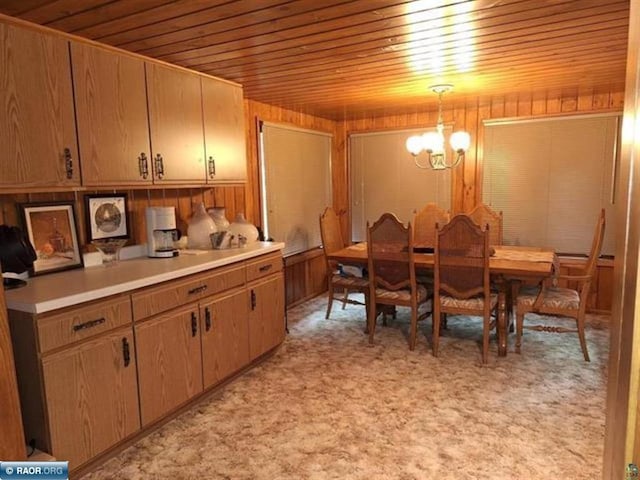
[482, 114, 618, 256]
[260, 122, 332, 256]
[350, 129, 452, 242]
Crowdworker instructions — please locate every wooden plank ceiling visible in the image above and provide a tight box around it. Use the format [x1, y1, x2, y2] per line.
[0, 0, 629, 120]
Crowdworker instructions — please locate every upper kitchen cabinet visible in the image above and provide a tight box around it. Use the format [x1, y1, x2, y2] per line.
[201, 77, 247, 184]
[71, 42, 152, 187]
[146, 62, 206, 185]
[0, 23, 79, 189]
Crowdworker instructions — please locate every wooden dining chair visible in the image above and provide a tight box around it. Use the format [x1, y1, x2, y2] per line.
[467, 203, 503, 246]
[433, 214, 497, 364]
[366, 213, 430, 350]
[319, 207, 369, 322]
[515, 209, 605, 361]
[413, 203, 450, 250]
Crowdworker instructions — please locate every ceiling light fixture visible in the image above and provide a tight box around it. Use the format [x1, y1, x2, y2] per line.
[405, 84, 471, 170]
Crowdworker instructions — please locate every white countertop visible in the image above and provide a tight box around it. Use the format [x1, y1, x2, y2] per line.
[5, 242, 285, 314]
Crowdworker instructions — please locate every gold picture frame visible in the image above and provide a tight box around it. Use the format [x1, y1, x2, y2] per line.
[19, 202, 83, 276]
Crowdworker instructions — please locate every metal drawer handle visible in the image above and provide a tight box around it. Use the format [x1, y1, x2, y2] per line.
[122, 338, 131, 367]
[258, 264, 273, 273]
[73, 317, 106, 332]
[205, 307, 212, 331]
[191, 312, 198, 337]
[208, 156, 216, 178]
[64, 148, 73, 179]
[138, 152, 149, 179]
[188, 285, 207, 295]
[155, 153, 164, 179]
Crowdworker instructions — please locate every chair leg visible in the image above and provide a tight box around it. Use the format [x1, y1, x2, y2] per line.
[363, 290, 370, 334]
[482, 314, 490, 364]
[432, 306, 441, 357]
[577, 315, 590, 362]
[409, 306, 417, 351]
[515, 310, 524, 354]
[325, 284, 335, 319]
[367, 297, 377, 345]
[341, 288, 349, 309]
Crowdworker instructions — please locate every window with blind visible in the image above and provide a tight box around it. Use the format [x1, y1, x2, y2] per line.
[260, 122, 332, 256]
[482, 114, 618, 256]
[350, 129, 452, 242]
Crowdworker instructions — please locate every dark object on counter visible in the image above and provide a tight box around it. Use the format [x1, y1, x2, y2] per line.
[0, 224, 37, 289]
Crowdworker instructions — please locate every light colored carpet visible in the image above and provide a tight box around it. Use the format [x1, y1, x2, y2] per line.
[80, 294, 609, 480]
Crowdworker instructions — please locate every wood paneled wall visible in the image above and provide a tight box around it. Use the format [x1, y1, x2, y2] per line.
[243, 90, 623, 309]
[0, 88, 623, 309]
[340, 87, 625, 215]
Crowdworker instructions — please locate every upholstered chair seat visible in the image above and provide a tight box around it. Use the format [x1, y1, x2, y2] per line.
[440, 293, 498, 310]
[374, 284, 429, 303]
[332, 274, 370, 289]
[516, 285, 580, 310]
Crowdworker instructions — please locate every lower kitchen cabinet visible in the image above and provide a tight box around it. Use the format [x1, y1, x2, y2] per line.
[8, 248, 285, 474]
[200, 287, 249, 389]
[248, 273, 285, 360]
[135, 304, 204, 426]
[42, 326, 140, 468]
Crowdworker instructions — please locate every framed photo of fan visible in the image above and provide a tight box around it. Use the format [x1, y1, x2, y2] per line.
[84, 193, 129, 241]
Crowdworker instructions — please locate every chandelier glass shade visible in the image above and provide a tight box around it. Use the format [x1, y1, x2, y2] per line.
[406, 84, 471, 170]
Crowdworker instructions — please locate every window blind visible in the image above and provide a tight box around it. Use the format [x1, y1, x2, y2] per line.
[260, 122, 332, 256]
[482, 114, 618, 256]
[350, 129, 452, 242]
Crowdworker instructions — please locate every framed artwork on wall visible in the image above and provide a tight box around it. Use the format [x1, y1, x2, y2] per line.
[19, 202, 83, 275]
[84, 193, 129, 242]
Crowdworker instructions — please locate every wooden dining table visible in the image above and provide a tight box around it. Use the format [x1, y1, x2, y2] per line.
[327, 243, 557, 356]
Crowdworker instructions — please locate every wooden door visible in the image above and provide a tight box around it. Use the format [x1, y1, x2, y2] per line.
[200, 288, 249, 389]
[71, 42, 152, 186]
[248, 273, 285, 360]
[0, 271, 25, 460]
[0, 22, 79, 189]
[202, 77, 247, 184]
[41, 327, 139, 469]
[146, 62, 206, 184]
[135, 305, 203, 426]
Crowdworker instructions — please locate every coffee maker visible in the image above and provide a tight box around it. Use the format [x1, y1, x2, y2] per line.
[146, 207, 180, 258]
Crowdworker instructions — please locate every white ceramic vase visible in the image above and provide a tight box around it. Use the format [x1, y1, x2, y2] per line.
[228, 213, 259, 244]
[207, 207, 230, 231]
[187, 203, 217, 249]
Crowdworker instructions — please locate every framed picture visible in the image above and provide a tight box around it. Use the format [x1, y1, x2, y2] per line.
[84, 193, 129, 241]
[19, 202, 83, 276]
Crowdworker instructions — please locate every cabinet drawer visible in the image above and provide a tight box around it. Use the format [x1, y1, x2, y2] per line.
[132, 263, 246, 321]
[246, 252, 282, 282]
[37, 295, 132, 353]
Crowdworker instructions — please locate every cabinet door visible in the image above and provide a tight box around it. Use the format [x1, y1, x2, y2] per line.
[248, 273, 285, 360]
[42, 327, 139, 469]
[0, 23, 79, 188]
[71, 42, 152, 186]
[146, 62, 206, 184]
[202, 77, 247, 184]
[136, 305, 203, 426]
[200, 288, 249, 389]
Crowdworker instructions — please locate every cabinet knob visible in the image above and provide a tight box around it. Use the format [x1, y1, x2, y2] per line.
[190, 312, 198, 337]
[122, 337, 131, 367]
[250, 289, 257, 311]
[64, 148, 73, 179]
[138, 152, 149, 179]
[208, 156, 216, 178]
[155, 153, 164, 180]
